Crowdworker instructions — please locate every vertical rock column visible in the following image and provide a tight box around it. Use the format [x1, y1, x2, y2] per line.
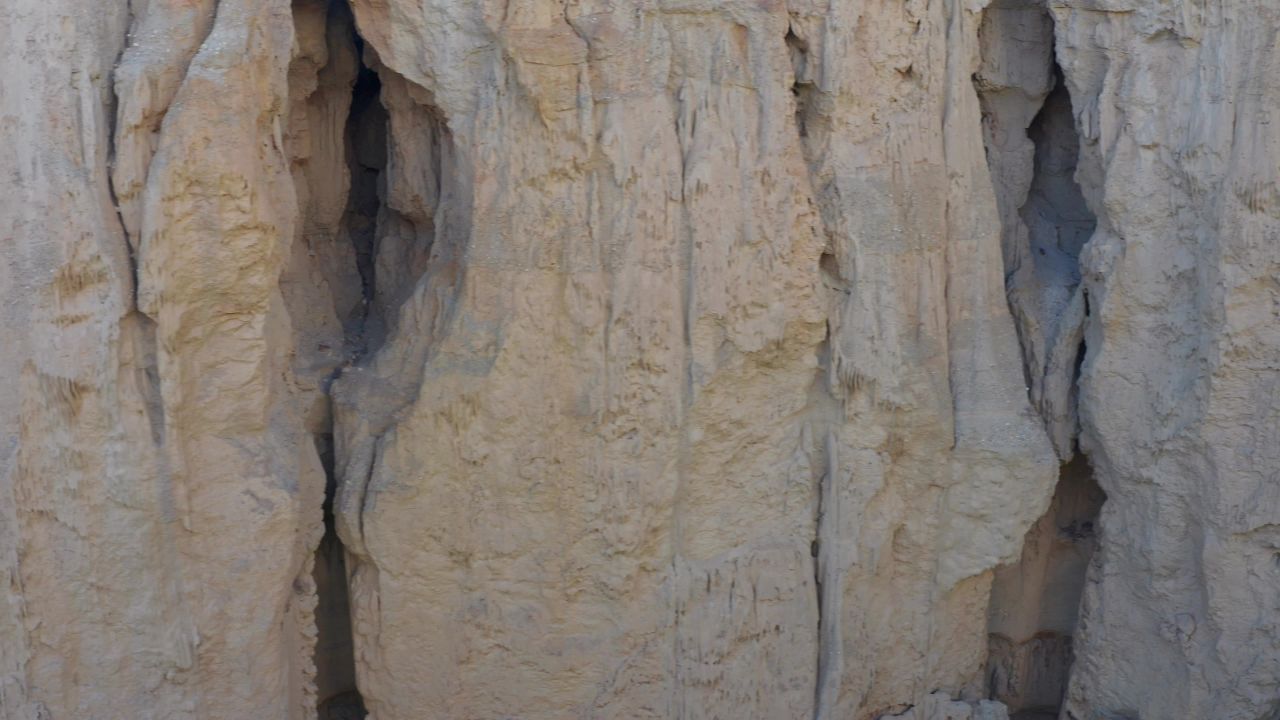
[1054, 2, 1280, 718]
[2, 0, 339, 717]
[793, 0, 1058, 713]
[1, 2, 139, 717]
[131, 2, 324, 715]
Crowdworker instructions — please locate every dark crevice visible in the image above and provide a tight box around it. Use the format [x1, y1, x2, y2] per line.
[786, 26, 813, 140]
[341, 44, 387, 357]
[976, 4, 1104, 716]
[1069, 339, 1087, 456]
[988, 458, 1106, 716]
[104, 19, 142, 309]
[312, 9, 385, 719]
[312, 431, 364, 720]
[1020, 68, 1095, 300]
[1003, 66, 1097, 452]
[809, 329, 845, 720]
[812, 428, 840, 720]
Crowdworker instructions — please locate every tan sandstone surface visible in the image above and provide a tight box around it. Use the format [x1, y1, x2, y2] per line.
[0, 1, 1276, 719]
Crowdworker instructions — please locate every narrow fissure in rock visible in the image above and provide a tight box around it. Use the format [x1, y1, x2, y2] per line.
[810, 261, 847, 720]
[786, 27, 816, 142]
[794, 17, 847, 715]
[313, 431, 365, 720]
[341, 50, 387, 352]
[1018, 73, 1094, 300]
[975, 3, 1105, 716]
[313, 17, 387, 720]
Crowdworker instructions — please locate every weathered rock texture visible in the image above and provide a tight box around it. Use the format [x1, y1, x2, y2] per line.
[1053, 2, 1280, 718]
[0, 1, 1275, 720]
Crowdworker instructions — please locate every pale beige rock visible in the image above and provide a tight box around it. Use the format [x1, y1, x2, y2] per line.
[1052, 1, 1280, 718]
[331, 1, 1054, 719]
[4, 0, 332, 718]
[1, 3, 136, 717]
[0, 1, 1276, 719]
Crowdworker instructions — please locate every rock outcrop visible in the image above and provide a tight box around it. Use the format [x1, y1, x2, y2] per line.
[0, 1, 1275, 720]
[1054, 3, 1280, 718]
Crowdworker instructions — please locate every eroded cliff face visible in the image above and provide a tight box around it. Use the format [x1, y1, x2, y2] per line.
[0, 2, 1275, 720]
[1056, 3, 1280, 718]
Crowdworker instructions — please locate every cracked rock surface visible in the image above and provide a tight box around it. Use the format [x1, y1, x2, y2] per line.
[1, 1, 1276, 719]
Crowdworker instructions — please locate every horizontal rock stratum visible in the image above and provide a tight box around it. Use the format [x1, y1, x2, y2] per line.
[2, 1, 1276, 719]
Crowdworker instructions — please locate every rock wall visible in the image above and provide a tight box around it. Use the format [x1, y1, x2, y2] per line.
[3, 1, 331, 717]
[0, 2, 1275, 720]
[1054, 2, 1280, 718]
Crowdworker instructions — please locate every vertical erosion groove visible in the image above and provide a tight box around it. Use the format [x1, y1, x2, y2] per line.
[790, 19, 844, 719]
[305, 9, 386, 720]
[313, 432, 365, 720]
[315, 56, 382, 720]
[305, 0, 456, 714]
[343, 54, 387, 353]
[976, 2, 1104, 717]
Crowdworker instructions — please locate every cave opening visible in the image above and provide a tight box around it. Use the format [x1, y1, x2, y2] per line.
[1019, 68, 1096, 310]
[987, 457, 1105, 718]
[983, 61, 1106, 720]
[341, 37, 387, 356]
[312, 14, 386, 720]
[975, 2, 1108, 712]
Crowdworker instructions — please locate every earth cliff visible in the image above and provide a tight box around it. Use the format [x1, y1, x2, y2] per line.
[1, 1, 1276, 719]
